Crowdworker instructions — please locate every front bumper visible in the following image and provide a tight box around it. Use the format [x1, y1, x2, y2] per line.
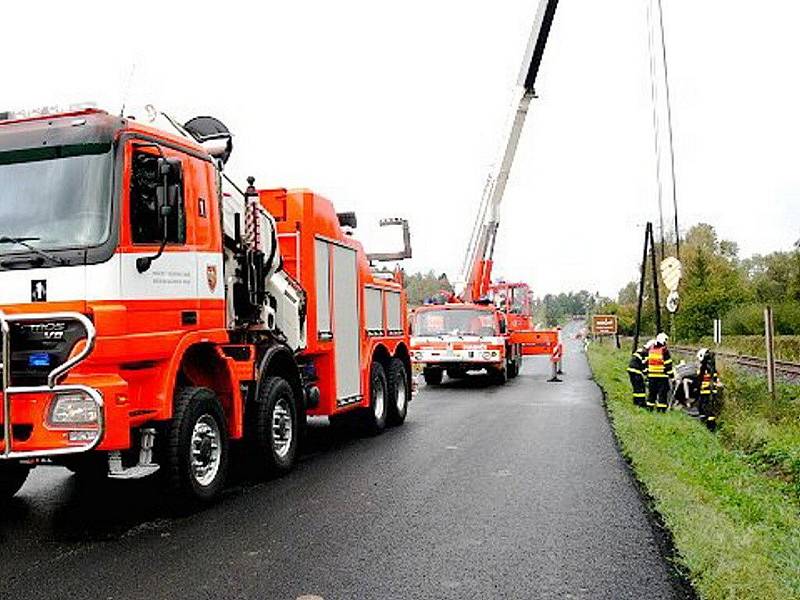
[1, 311, 106, 460]
[411, 347, 504, 366]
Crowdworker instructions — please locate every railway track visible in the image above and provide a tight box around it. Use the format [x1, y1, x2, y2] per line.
[672, 345, 800, 380]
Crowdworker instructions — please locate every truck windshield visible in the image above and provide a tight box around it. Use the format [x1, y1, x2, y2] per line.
[414, 308, 498, 337]
[0, 143, 113, 255]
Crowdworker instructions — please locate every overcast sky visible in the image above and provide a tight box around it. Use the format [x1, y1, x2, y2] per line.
[3, 1, 799, 297]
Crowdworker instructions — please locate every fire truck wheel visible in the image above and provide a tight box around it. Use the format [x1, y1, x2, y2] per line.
[387, 358, 410, 426]
[0, 461, 30, 500]
[423, 368, 443, 386]
[507, 360, 518, 379]
[247, 376, 299, 476]
[165, 387, 229, 503]
[363, 361, 388, 435]
[490, 366, 507, 385]
[446, 368, 467, 379]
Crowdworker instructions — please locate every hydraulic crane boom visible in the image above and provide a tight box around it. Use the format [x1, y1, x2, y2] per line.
[458, 0, 560, 302]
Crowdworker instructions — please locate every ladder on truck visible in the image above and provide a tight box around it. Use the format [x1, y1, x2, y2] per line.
[456, 0, 562, 359]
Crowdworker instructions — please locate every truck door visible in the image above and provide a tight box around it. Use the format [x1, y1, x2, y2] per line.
[122, 142, 197, 336]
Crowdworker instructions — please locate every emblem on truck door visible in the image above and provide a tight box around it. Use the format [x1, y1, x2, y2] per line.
[31, 280, 47, 302]
[206, 265, 218, 293]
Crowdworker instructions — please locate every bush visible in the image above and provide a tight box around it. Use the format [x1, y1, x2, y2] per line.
[724, 303, 800, 336]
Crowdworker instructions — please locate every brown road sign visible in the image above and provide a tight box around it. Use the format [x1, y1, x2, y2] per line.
[592, 315, 618, 335]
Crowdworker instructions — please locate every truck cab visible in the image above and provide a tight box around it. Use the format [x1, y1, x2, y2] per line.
[410, 303, 521, 385]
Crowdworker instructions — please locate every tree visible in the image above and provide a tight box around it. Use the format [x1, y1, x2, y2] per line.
[404, 270, 453, 306]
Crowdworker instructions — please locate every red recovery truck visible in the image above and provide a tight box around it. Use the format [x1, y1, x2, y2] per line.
[0, 107, 412, 502]
[489, 281, 561, 370]
[411, 0, 562, 385]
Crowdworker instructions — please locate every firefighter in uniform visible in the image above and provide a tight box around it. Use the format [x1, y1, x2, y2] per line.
[627, 340, 652, 407]
[696, 348, 721, 430]
[646, 333, 674, 412]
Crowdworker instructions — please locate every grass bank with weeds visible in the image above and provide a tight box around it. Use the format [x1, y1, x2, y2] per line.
[588, 343, 800, 600]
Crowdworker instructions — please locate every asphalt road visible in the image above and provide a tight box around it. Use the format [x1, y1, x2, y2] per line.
[0, 327, 680, 600]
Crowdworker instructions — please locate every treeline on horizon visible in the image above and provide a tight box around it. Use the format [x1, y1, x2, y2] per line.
[404, 222, 800, 341]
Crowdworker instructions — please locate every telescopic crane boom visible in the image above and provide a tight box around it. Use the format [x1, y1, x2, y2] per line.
[457, 0, 560, 302]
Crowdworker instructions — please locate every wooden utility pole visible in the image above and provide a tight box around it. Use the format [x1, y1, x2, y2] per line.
[633, 223, 652, 352]
[764, 306, 776, 400]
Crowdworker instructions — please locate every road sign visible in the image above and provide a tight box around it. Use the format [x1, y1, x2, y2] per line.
[660, 257, 682, 292]
[666, 290, 680, 314]
[592, 315, 618, 336]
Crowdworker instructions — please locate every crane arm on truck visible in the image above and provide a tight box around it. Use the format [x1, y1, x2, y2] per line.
[457, 0, 560, 302]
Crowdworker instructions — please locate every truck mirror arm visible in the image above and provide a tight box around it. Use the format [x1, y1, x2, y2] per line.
[366, 218, 412, 262]
[136, 161, 174, 273]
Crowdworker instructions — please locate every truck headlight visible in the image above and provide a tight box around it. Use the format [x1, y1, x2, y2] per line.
[482, 352, 491, 359]
[48, 392, 99, 426]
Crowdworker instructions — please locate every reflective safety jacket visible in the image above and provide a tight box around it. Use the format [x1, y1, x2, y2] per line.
[699, 360, 718, 395]
[627, 348, 647, 377]
[647, 345, 674, 378]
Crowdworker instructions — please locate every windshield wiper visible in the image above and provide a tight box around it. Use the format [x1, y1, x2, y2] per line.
[0, 236, 68, 266]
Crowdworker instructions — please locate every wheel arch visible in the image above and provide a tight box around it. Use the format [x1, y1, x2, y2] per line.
[256, 343, 303, 412]
[177, 342, 240, 437]
[391, 341, 412, 378]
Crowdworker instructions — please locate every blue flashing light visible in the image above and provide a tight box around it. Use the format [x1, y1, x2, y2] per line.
[28, 353, 51, 368]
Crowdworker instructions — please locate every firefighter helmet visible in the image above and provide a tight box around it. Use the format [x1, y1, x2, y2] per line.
[656, 332, 669, 345]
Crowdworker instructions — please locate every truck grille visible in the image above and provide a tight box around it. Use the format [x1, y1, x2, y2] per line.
[1, 320, 86, 386]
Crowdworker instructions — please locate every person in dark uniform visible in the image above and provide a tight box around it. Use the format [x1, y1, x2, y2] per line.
[696, 348, 722, 430]
[627, 340, 652, 407]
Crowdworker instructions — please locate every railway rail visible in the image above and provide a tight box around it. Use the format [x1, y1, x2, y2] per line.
[672, 345, 800, 381]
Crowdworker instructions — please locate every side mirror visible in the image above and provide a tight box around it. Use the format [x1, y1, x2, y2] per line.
[138, 157, 182, 273]
[499, 319, 507, 334]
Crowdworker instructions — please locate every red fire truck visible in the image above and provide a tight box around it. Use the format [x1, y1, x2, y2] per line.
[411, 0, 562, 385]
[0, 107, 412, 502]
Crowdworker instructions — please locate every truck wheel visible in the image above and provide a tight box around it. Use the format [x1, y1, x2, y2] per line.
[490, 366, 507, 385]
[387, 358, 410, 426]
[0, 461, 30, 500]
[507, 359, 518, 379]
[423, 368, 443, 386]
[446, 368, 467, 379]
[362, 361, 388, 435]
[164, 387, 229, 503]
[247, 376, 299, 477]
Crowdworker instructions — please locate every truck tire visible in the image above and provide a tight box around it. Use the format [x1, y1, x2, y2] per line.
[387, 358, 410, 426]
[446, 367, 467, 379]
[490, 366, 508, 385]
[0, 461, 30, 500]
[362, 361, 388, 435]
[164, 387, 229, 503]
[507, 360, 517, 379]
[247, 376, 299, 477]
[423, 368, 443, 386]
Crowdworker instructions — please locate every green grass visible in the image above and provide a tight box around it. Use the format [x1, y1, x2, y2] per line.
[589, 344, 800, 600]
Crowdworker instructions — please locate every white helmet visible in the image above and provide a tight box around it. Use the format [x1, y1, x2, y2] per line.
[656, 332, 669, 345]
[696, 348, 708, 363]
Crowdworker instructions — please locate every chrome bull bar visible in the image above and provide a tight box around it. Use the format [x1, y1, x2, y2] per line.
[0, 311, 104, 460]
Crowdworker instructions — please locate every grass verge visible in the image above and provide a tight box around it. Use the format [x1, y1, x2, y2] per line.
[588, 343, 800, 600]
